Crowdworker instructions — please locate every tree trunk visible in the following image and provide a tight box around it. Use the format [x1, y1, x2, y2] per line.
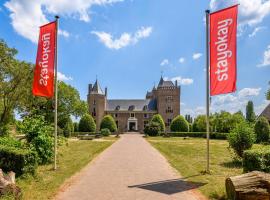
[0, 169, 21, 199]
[226, 171, 270, 200]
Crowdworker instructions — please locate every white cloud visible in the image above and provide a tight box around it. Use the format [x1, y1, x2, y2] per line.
[57, 72, 73, 81]
[248, 26, 266, 37]
[178, 57, 185, 63]
[58, 29, 70, 38]
[193, 53, 202, 60]
[238, 88, 261, 98]
[91, 26, 152, 50]
[170, 76, 194, 86]
[160, 59, 169, 66]
[258, 45, 270, 67]
[4, 0, 124, 43]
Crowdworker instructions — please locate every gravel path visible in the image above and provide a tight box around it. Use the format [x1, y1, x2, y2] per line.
[55, 133, 207, 200]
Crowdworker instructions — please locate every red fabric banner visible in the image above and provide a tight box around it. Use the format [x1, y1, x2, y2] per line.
[32, 21, 56, 98]
[210, 5, 238, 96]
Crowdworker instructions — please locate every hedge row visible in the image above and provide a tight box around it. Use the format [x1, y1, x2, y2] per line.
[0, 145, 38, 176]
[162, 132, 228, 140]
[70, 132, 96, 137]
[243, 147, 270, 173]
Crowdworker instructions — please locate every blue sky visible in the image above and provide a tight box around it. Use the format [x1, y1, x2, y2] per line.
[0, 0, 270, 117]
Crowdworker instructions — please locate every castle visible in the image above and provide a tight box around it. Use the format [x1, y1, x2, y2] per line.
[87, 77, 181, 132]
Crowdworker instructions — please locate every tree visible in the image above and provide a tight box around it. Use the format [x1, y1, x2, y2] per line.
[246, 101, 256, 123]
[151, 114, 165, 132]
[255, 117, 270, 143]
[79, 114, 96, 132]
[100, 115, 117, 132]
[73, 122, 79, 132]
[170, 115, 189, 132]
[0, 40, 33, 132]
[227, 122, 255, 158]
[185, 114, 193, 124]
[144, 121, 160, 136]
[193, 115, 207, 132]
[266, 81, 270, 100]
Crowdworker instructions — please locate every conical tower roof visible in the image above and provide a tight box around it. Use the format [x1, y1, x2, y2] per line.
[91, 79, 104, 94]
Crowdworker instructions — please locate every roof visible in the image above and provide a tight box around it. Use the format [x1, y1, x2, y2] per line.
[106, 99, 157, 111]
[260, 103, 270, 121]
[158, 76, 174, 88]
[91, 79, 103, 94]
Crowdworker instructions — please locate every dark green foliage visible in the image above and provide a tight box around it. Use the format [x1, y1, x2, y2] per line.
[185, 115, 193, 123]
[243, 147, 270, 173]
[79, 114, 96, 132]
[246, 101, 256, 123]
[170, 115, 189, 132]
[0, 137, 22, 148]
[144, 121, 161, 136]
[227, 122, 255, 157]
[100, 115, 117, 132]
[151, 114, 165, 132]
[18, 115, 54, 164]
[101, 128, 111, 136]
[165, 132, 227, 139]
[255, 117, 270, 143]
[73, 122, 79, 132]
[0, 145, 38, 176]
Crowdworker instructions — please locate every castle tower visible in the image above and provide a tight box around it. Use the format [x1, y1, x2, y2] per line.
[153, 76, 180, 128]
[87, 79, 107, 130]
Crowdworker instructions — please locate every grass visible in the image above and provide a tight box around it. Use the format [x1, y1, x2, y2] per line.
[147, 137, 264, 200]
[1, 138, 116, 200]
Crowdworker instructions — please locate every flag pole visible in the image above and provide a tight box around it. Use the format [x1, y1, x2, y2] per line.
[205, 9, 210, 173]
[54, 15, 59, 170]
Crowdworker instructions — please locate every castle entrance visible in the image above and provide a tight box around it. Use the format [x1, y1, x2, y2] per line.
[127, 117, 138, 132]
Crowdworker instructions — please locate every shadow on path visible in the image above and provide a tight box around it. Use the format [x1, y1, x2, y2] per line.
[128, 178, 206, 195]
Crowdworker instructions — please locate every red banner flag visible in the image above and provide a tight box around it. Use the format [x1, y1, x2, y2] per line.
[210, 5, 238, 96]
[32, 21, 56, 98]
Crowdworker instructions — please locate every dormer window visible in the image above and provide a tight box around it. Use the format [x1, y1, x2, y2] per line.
[143, 105, 148, 111]
[129, 105, 135, 111]
[115, 105, 120, 110]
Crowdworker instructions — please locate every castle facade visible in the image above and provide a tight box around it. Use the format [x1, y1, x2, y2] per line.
[87, 77, 181, 132]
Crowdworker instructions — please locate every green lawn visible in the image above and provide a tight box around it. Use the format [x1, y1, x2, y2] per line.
[1, 138, 116, 200]
[147, 137, 263, 200]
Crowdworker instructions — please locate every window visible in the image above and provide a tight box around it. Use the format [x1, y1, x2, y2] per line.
[166, 118, 172, 126]
[92, 108, 96, 117]
[93, 100, 96, 105]
[116, 121, 118, 128]
[166, 96, 173, 103]
[166, 106, 173, 113]
[144, 121, 149, 128]
[130, 113, 135, 118]
[114, 113, 118, 118]
[144, 113, 148, 118]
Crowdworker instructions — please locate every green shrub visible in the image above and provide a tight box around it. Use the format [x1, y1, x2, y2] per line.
[101, 128, 111, 136]
[18, 115, 54, 164]
[243, 147, 270, 173]
[227, 122, 255, 158]
[165, 132, 227, 140]
[144, 121, 160, 136]
[170, 115, 189, 132]
[151, 114, 165, 132]
[79, 114, 96, 132]
[255, 117, 270, 143]
[0, 137, 22, 148]
[100, 115, 117, 132]
[0, 145, 38, 176]
[192, 115, 206, 132]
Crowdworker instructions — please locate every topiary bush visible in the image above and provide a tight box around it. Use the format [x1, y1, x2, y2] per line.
[79, 114, 96, 132]
[100, 115, 117, 132]
[0, 145, 38, 176]
[243, 147, 270, 173]
[170, 115, 189, 132]
[151, 114, 165, 132]
[254, 117, 270, 143]
[227, 122, 255, 158]
[101, 128, 111, 136]
[144, 121, 160, 136]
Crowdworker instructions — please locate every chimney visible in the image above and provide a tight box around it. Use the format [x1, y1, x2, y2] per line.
[175, 80, 178, 87]
[88, 84, 92, 94]
[105, 87, 107, 97]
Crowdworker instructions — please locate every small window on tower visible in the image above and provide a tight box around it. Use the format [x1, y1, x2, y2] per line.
[93, 100, 96, 105]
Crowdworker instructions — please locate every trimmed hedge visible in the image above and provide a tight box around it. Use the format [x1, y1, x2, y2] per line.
[161, 132, 228, 140]
[0, 145, 38, 176]
[79, 114, 96, 132]
[100, 115, 117, 132]
[243, 147, 270, 173]
[101, 128, 111, 136]
[71, 132, 96, 137]
[170, 115, 189, 132]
